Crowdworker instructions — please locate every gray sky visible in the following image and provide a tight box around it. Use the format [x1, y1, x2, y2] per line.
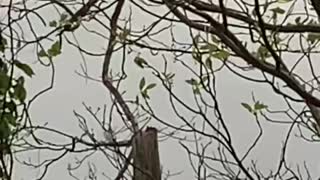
[2, 0, 320, 179]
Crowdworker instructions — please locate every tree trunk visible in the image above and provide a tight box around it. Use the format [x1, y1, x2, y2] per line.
[133, 127, 161, 180]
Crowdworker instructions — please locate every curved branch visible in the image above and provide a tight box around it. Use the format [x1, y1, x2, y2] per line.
[164, 0, 320, 125]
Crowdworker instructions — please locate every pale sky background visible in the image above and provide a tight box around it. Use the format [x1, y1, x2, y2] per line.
[1, 0, 320, 179]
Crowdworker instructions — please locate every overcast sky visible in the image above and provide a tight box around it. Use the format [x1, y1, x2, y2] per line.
[2, 0, 320, 179]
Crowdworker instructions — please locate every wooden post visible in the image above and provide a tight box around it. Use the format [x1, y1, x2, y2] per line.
[133, 127, 161, 180]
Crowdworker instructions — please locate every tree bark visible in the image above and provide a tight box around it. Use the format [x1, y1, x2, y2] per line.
[133, 127, 161, 180]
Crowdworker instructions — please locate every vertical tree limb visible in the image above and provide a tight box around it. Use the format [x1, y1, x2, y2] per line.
[133, 127, 161, 180]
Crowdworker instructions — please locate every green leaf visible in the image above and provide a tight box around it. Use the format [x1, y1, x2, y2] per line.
[202, 43, 218, 52]
[0, 120, 10, 140]
[295, 17, 301, 24]
[0, 99, 3, 109]
[119, 29, 130, 41]
[146, 83, 156, 90]
[62, 20, 81, 32]
[308, 19, 317, 25]
[141, 90, 150, 99]
[48, 40, 62, 57]
[134, 56, 147, 68]
[307, 33, 320, 43]
[14, 61, 35, 77]
[212, 50, 230, 60]
[185, 78, 198, 86]
[49, 20, 58, 27]
[60, 13, 68, 22]
[254, 101, 268, 110]
[6, 101, 17, 114]
[201, 75, 209, 83]
[200, 44, 210, 50]
[241, 103, 252, 113]
[0, 58, 8, 74]
[205, 57, 212, 69]
[0, 72, 10, 93]
[139, 77, 146, 90]
[38, 49, 48, 57]
[3, 112, 16, 126]
[164, 72, 175, 85]
[16, 76, 25, 85]
[193, 87, 201, 95]
[270, 7, 286, 14]
[13, 83, 26, 102]
[257, 46, 270, 60]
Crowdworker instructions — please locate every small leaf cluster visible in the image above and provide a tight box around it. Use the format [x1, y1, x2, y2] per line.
[49, 13, 80, 32]
[162, 72, 175, 86]
[192, 34, 230, 67]
[307, 33, 320, 44]
[139, 77, 156, 99]
[185, 75, 209, 95]
[252, 45, 271, 61]
[118, 28, 130, 42]
[0, 33, 31, 141]
[270, 6, 286, 22]
[38, 40, 62, 58]
[241, 101, 268, 116]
